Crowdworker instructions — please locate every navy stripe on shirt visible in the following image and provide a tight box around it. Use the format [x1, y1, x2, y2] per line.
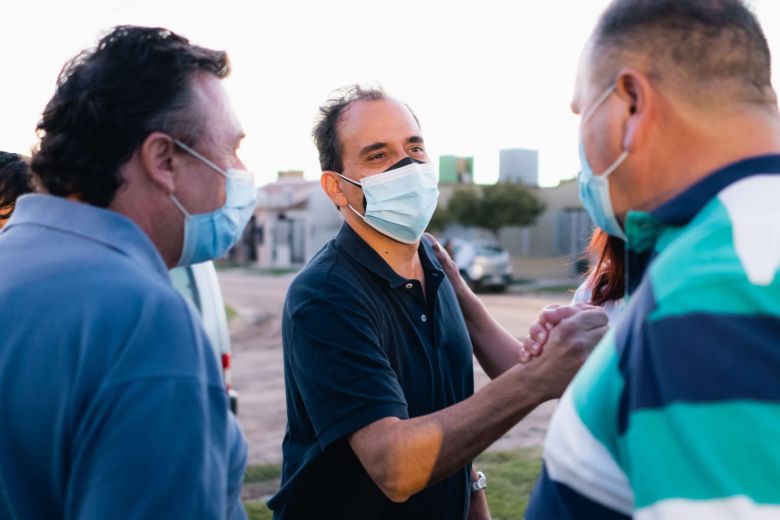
[616, 312, 780, 435]
[652, 155, 780, 226]
[524, 465, 630, 520]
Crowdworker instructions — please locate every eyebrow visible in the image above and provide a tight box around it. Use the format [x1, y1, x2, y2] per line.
[359, 142, 387, 156]
[357, 136, 425, 157]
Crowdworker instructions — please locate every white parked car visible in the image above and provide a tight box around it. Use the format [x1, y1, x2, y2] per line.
[170, 261, 238, 414]
[448, 238, 512, 293]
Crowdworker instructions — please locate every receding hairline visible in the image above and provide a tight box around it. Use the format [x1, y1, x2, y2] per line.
[333, 96, 422, 158]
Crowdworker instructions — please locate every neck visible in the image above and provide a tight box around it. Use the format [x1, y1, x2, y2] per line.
[629, 104, 780, 212]
[343, 210, 422, 280]
[110, 189, 182, 269]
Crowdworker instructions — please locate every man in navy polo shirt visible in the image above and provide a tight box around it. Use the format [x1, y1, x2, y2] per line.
[268, 85, 610, 519]
[0, 27, 255, 518]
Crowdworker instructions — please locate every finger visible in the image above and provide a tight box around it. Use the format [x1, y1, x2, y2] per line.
[565, 308, 609, 330]
[521, 333, 543, 357]
[518, 347, 531, 364]
[539, 305, 581, 329]
[528, 321, 547, 346]
[548, 311, 610, 349]
[424, 233, 455, 266]
[424, 232, 440, 251]
[573, 302, 602, 312]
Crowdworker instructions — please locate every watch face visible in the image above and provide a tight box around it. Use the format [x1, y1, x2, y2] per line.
[471, 471, 487, 492]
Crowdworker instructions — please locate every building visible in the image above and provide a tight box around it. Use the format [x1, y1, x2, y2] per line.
[437, 179, 592, 278]
[499, 148, 539, 186]
[236, 168, 592, 279]
[249, 172, 342, 268]
[439, 155, 474, 184]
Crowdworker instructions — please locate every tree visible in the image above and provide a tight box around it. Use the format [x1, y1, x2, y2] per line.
[426, 203, 452, 233]
[447, 182, 546, 238]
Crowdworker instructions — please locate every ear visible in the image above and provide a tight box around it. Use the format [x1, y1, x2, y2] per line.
[615, 68, 654, 153]
[138, 132, 177, 194]
[321, 171, 348, 208]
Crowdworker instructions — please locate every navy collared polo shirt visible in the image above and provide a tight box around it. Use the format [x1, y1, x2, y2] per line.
[269, 224, 475, 519]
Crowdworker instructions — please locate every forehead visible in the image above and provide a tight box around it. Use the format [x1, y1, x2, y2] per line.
[191, 73, 243, 141]
[571, 41, 598, 115]
[337, 98, 422, 154]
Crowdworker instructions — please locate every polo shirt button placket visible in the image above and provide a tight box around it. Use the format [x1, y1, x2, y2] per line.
[405, 282, 413, 289]
[421, 314, 427, 323]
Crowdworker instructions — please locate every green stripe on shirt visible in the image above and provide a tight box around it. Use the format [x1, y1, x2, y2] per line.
[649, 200, 780, 320]
[622, 400, 780, 509]
[570, 330, 626, 469]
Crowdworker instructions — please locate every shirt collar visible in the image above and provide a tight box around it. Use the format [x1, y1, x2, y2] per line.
[625, 154, 780, 251]
[622, 154, 780, 293]
[6, 194, 169, 278]
[334, 224, 445, 289]
[652, 154, 780, 226]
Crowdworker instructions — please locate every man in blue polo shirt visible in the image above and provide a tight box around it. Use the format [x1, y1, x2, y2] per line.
[526, 0, 780, 518]
[268, 85, 610, 519]
[0, 152, 32, 229]
[0, 27, 256, 518]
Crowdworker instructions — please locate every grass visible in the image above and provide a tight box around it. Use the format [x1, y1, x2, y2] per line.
[474, 447, 542, 519]
[244, 501, 273, 520]
[241, 448, 542, 520]
[244, 463, 282, 483]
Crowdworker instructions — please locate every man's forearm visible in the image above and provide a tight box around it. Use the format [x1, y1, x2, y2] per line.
[456, 284, 525, 378]
[351, 361, 550, 502]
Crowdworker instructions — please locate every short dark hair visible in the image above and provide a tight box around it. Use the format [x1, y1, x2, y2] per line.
[31, 25, 230, 208]
[592, 0, 773, 104]
[0, 152, 33, 219]
[312, 84, 420, 173]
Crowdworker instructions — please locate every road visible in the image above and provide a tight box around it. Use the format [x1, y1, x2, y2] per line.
[218, 269, 571, 465]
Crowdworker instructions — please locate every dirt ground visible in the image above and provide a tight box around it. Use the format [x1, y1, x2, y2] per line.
[219, 269, 570, 465]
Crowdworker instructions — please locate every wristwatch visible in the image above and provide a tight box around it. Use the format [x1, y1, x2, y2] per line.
[471, 471, 487, 492]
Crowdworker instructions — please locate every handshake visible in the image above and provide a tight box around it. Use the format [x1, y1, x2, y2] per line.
[427, 232, 609, 398]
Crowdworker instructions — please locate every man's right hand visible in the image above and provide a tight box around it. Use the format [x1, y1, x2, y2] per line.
[522, 304, 609, 400]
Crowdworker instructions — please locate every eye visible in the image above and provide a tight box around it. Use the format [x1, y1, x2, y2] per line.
[367, 152, 386, 161]
[410, 145, 425, 153]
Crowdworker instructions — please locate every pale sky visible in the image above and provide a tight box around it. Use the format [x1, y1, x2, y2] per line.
[3, 0, 780, 187]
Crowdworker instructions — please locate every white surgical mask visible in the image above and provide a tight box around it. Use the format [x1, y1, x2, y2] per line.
[337, 157, 439, 244]
[171, 140, 258, 266]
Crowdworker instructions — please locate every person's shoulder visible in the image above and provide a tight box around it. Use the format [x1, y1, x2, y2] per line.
[286, 239, 362, 303]
[648, 193, 776, 316]
[571, 280, 592, 305]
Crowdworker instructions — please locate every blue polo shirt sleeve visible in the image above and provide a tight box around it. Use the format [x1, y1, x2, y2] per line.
[65, 290, 239, 519]
[286, 279, 409, 449]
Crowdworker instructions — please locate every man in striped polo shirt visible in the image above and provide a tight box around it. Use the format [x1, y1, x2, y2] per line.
[526, 0, 780, 518]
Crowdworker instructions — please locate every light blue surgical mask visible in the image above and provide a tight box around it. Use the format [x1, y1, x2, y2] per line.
[171, 140, 257, 266]
[577, 84, 629, 241]
[337, 157, 439, 244]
